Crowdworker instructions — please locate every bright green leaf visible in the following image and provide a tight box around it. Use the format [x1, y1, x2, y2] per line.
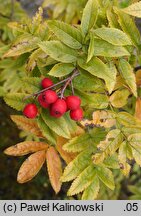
[48, 63, 75, 77]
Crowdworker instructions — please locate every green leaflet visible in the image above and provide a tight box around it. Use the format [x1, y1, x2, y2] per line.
[122, 126, 141, 137]
[87, 33, 95, 62]
[94, 27, 132, 46]
[103, 154, 120, 169]
[114, 9, 140, 46]
[22, 77, 41, 93]
[73, 71, 105, 93]
[106, 9, 120, 28]
[38, 41, 78, 63]
[48, 63, 75, 77]
[47, 20, 82, 49]
[4, 93, 31, 111]
[67, 164, 96, 196]
[81, 0, 99, 36]
[63, 128, 106, 153]
[117, 112, 140, 126]
[93, 129, 123, 164]
[82, 176, 100, 200]
[3, 34, 40, 57]
[118, 141, 131, 176]
[96, 164, 115, 190]
[93, 38, 130, 57]
[119, 59, 137, 97]
[0, 86, 6, 97]
[78, 56, 116, 93]
[41, 109, 70, 139]
[75, 90, 108, 108]
[37, 116, 56, 145]
[61, 150, 93, 182]
[122, 2, 141, 18]
[63, 113, 77, 135]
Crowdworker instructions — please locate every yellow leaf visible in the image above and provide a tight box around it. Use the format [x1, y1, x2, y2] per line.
[17, 150, 46, 183]
[92, 110, 116, 128]
[46, 147, 62, 193]
[4, 141, 48, 156]
[110, 89, 130, 108]
[11, 115, 43, 138]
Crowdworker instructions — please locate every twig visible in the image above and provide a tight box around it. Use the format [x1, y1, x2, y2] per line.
[71, 80, 74, 95]
[23, 69, 80, 100]
[60, 69, 79, 99]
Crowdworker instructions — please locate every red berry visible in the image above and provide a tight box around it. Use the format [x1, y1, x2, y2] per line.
[66, 95, 81, 110]
[44, 90, 58, 104]
[41, 78, 53, 89]
[70, 108, 83, 121]
[38, 93, 49, 108]
[23, 103, 38, 119]
[50, 99, 67, 118]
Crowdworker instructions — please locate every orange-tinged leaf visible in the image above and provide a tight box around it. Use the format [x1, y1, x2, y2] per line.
[17, 150, 46, 183]
[135, 98, 141, 120]
[4, 141, 49, 156]
[136, 69, 141, 86]
[56, 137, 77, 164]
[11, 115, 43, 138]
[46, 147, 62, 193]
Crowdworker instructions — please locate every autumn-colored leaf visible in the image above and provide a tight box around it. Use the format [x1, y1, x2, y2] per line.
[11, 115, 43, 138]
[17, 150, 46, 183]
[4, 141, 48, 156]
[136, 69, 141, 86]
[46, 147, 62, 193]
[135, 98, 141, 120]
[56, 137, 77, 164]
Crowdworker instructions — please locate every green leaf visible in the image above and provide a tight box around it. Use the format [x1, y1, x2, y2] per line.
[119, 59, 137, 97]
[117, 112, 139, 126]
[93, 129, 123, 164]
[47, 20, 82, 49]
[4, 93, 31, 111]
[82, 176, 100, 200]
[122, 126, 141, 136]
[106, 9, 120, 28]
[0, 86, 6, 97]
[67, 164, 96, 196]
[94, 27, 132, 46]
[118, 141, 131, 176]
[63, 128, 106, 153]
[114, 9, 140, 46]
[81, 0, 99, 36]
[22, 77, 41, 93]
[74, 71, 105, 93]
[104, 154, 119, 169]
[93, 38, 130, 57]
[78, 56, 116, 93]
[48, 63, 75, 77]
[37, 116, 56, 145]
[3, 34, 40, 57]
[41, 109, 70, 139]
[38, 41, 78, 63]
[87, 33, 95, 62]
[122, 2, 141, 18]
[110, 89, 130, 108]
[61, 150, 93, 182]
[96, 164, 115, 190]
[63, 112, 77, 135]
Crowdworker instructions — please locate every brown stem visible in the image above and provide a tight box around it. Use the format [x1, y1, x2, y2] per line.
[71, 80, 74, 95]
[60, 69, 79, 98]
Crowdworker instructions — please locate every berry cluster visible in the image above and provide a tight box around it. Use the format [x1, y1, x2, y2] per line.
[23, 77, 83, 121]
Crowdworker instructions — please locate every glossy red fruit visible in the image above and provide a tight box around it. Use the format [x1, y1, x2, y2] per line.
[66, 95, 81, 110]
[38, 93, 49, 108]
[23, 103, 38, 119]
[70, 107, 83, 121]
[41, 78, 53, 89]
[44, 90, 58, 104]
[50, 99, 67, 118]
